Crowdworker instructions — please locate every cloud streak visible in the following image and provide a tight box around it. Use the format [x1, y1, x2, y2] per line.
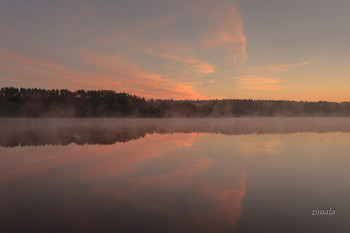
[232, 61, 315, 91]
[235, 76, 284, 91]
[142, 46, 216, 76]
[213, 1, 248, 62]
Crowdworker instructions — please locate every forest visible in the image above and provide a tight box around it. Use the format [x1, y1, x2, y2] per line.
[1, 87, 350, 117]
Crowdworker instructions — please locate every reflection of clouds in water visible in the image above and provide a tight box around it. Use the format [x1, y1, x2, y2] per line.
[238, 140, 282, 155]
[77, 134, 200, 181]
[2, 117, 350, 147]
[0, 132, 246, 232]
[3, 129, 350, 232]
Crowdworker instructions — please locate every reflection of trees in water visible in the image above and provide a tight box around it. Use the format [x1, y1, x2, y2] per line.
[2, 128, 148, 147]
[2, 118, 350, 147]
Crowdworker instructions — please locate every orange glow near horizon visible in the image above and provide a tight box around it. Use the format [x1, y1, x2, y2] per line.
[1, 0, 349, 101]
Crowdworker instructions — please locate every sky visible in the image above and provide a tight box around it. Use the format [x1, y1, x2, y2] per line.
[1, 0, 350, 101]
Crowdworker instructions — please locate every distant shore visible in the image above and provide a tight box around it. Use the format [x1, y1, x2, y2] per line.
[1, 87, 350, 117]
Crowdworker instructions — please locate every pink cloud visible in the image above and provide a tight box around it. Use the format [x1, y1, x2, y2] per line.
[233, 75, 284, 91]
[231, 61, 316, 91]
[213, 1, 248, 62]
[144, 48, 216, 76]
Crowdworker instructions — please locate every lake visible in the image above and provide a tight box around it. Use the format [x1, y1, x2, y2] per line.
[0, 118, 350, 233]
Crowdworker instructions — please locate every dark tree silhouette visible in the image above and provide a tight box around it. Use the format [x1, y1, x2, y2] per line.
[1, 87, 350, 117]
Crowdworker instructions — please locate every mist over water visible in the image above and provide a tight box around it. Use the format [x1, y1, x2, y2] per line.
[2, 117, 350, 147]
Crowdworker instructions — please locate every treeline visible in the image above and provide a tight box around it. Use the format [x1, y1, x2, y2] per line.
[1, 87, 350, 117]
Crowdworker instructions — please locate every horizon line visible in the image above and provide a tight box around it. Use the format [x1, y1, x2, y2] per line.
[1, 86, 349, 104]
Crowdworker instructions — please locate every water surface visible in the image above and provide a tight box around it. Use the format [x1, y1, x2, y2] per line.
[0, 118, 349, 233]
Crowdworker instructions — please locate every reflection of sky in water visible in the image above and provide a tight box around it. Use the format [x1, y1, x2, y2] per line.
[1, 128, 350, 232]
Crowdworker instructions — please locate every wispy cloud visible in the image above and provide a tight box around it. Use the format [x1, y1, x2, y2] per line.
[212, 1, 248, 62]
[142, 46, 215, 76]
[254, 61, 316, 73]
[231, 61, 316, 91]
[235, 76, 284, 91]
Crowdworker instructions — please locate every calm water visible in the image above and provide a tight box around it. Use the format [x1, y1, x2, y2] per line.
[1, 118, 350, 233]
